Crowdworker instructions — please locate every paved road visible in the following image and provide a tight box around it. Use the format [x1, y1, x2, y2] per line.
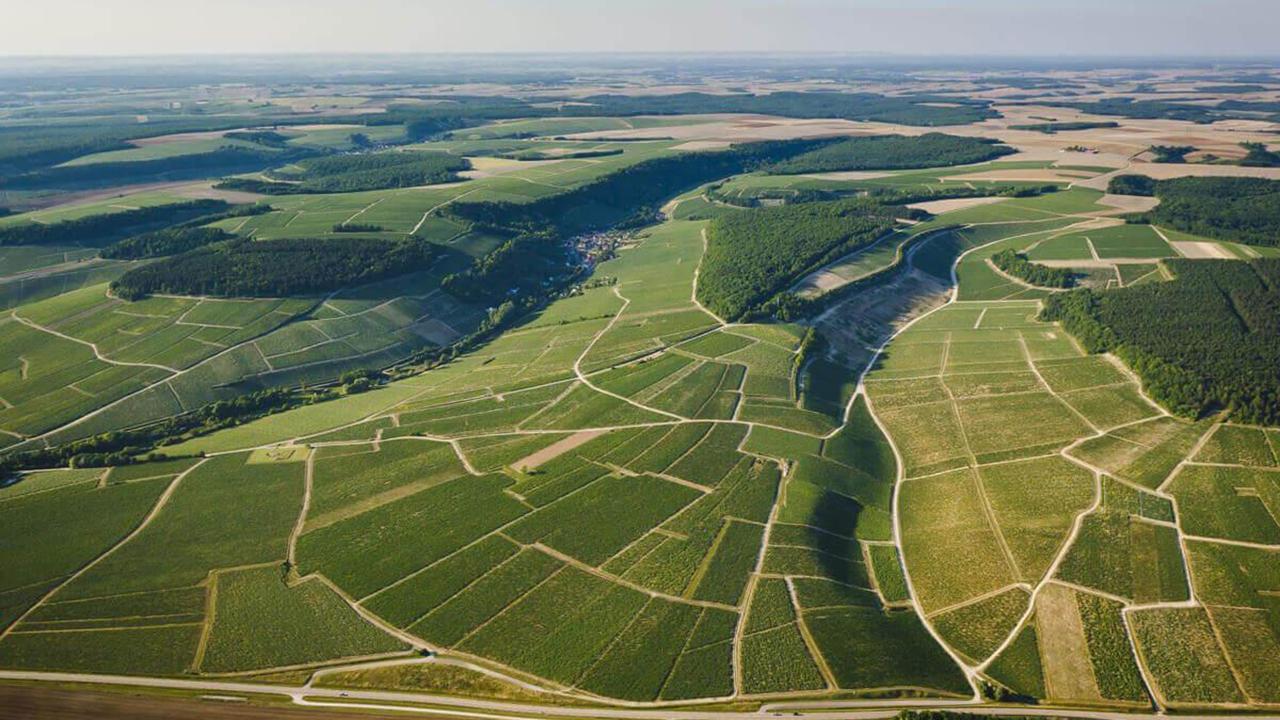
[5, 670, 1280, 720]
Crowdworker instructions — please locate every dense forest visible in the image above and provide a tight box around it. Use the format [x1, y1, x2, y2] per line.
[101, 227, 233, 260]
[762, 133, 1014, 174]
[1042, 258, 1280, 424]
[110, 236, 439, 299]
[1008, 121, 1119, 134]
[1111, 176, 1280, 247]
[0, 200, 230, 247]
[991, 249, 1074, 288]
[698, 198, 902, 320]
[218, 150, 470, 194]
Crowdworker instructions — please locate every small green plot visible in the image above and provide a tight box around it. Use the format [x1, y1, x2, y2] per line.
[804, 607, 970, 694]
[1026, 234, 1094, 261]
[1087, 225, 1175, 259]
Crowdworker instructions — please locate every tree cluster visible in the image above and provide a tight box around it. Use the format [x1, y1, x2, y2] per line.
[991, 249, 1075, 288]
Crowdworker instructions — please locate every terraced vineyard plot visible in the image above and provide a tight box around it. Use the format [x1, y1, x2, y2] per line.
[1057, 509, 1189, 603]
[977, 456, 1095, 583]
[50, 454, 303, 601]
[507, 474, 701, 566]
[298, 473, 528, 598]
[1068, 416, 1210, 490]
[576, 598, 704, 701]
[408, 548, 564, 647]
[1129, 607, 1245, 706]
[1073, 594, 1149, 703]
[1204, 605, 1280, 703]
[305, 440, 467, 531]
[985, 620, 1047, 699]
[804, 607, 970, 694]
[1087, 225, 1175, 259]
[741, 621, 827, 694]
[930, 586, 1029, 664]
[0, 476, 172, 631]
[201, 566, 404, 673]
[1167, 465, 1280, 544]
[1195, 424, 1278, 467]
[899, 468, 1018, 613]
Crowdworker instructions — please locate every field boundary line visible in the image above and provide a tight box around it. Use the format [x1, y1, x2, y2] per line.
[787, 578, 837, 691]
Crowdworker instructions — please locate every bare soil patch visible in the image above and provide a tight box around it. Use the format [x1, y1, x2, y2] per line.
[1169, 241, 1234, 259]
[908, 196, 1006, 215]
[1097, 194, 1159, 213]
[1035, 583, 1102, 702]
[514, 429, 605, 471]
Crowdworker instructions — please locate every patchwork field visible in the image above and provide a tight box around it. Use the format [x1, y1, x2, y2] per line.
[2, 83, 1279, 714]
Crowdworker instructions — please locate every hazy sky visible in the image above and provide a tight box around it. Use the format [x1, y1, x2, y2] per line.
[2, 0, 1277, 57]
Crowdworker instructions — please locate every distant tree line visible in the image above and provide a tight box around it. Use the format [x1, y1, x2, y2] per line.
[224, 130, 293, 148]
[1008, 121, 1120, 134]
[0, 199, 230, 247]
[708, 182, 1057, 210]
[98, 203, 272, 259]
[217, 150, 469, 194]
[110, 235, 439, 299]
[763, 133, 1014, 174]
[448, 138, 834, 236]
[1042, 258, 1280, 424]
[0, 146, 305, 190]
[991, 249, 1075, 288]
[699, 198, 903, 320]
[499, 148, 623, 161]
